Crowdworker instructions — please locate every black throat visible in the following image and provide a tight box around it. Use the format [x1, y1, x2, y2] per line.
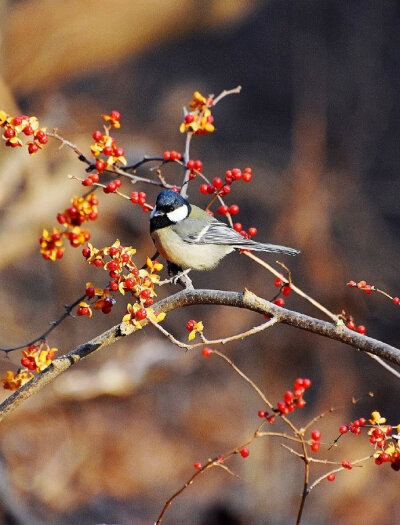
[150, 214, 173, 233]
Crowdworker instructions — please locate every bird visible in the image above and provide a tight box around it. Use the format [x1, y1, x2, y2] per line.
[150, 189, 299, 272]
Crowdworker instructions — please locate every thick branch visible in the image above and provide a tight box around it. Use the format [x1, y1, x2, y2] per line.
[1, 288, 399, 423]
[156, 289, 400, 366]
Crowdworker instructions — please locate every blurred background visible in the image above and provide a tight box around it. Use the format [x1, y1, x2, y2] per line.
[0, 1, 399, 524]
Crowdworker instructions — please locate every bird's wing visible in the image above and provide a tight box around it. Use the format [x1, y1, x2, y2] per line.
[173, 218, 300, 255]
[173, 219, 251, 245]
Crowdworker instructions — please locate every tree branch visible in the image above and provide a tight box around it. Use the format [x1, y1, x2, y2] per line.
[1, 288, 399, 423]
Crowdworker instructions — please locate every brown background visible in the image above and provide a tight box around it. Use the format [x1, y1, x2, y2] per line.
[0, 1, 399, 524]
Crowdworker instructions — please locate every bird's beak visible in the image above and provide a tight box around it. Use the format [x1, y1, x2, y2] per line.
[150, 207, 161, 218]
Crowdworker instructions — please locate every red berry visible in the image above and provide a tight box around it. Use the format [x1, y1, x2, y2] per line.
[23, 125, 33, 136]
[258, 410, 267, 418]
[131, 192, 139, 203]
[346, 321, 356, 330]
[185, 114, 194, 124]
[193, 160, 203, 171]
[135, 308, 147, 321]
[233, 223, 242, 232]
[327, 473, 335, 482]
[248, 227, 257, 237]
[114, 147, 124, 157]
[220, 185, 231, 195]
[110, 110, 121, 121]
[124, 278, 135, 289]
[12, 117, 22, 126]
[347, 280, 357, 287]
[103, 146, 113, 156]
[170, 150, 181, 161]
[273, 298, 285, 307]
[229, 204, 240, 215]
[240, 448, 250, 458]
[356, 325, 366, 335]
[28, 142, 39, 154]
[85, 286, 95, 298]
[186, 320, 196, 331]
[311, 441, 320, 452]
[276, 401, 287, 413]
[341, 459, 352, 470]
[37, 133, 48, 144]
[163, 151, 171, 161]
[82, 247, 91, 259]
[267, 415, 275, 423]
[303, 378, 312, 388]
[274, 277, 283, 287]
[339, 425, 348, 434]
[92, 130, 103, 141]
[217, 205, 229, 215]
[212, 177, 223, 190]
[231, 168, 242, 180]
[89, 173, 99, 183]
[202, 347, 212, 357]
[358, 418, 366, 426]
[357, 280, 367, 289]
[296, 398, 306, 408]
[282, 285, 291, 296]
[311, 430, 321, 441]
[4, 127, 15, 138]
[243, 172, 252, 182]
[82, 178, 93, 186]
[104, 181, 117, 193]
[393, 297, 400, 305]
[96, 159, 106, 172]
[200, 184, 208, 195]
[187, 159, 195, 170]
[283, 391, 294, 403]
[194, 462, 202, 470]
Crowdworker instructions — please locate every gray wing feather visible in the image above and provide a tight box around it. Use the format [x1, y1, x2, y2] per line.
[174, 219, 299, 255]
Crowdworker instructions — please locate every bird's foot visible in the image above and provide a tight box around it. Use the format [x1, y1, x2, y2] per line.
[171, 269, 193, 289]
[159, 263, 194, 289]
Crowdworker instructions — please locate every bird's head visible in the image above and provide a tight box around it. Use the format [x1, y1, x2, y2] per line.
[150, 190, 191, 231]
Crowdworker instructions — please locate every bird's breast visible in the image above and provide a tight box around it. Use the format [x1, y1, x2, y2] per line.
[151, 228, 233, 270]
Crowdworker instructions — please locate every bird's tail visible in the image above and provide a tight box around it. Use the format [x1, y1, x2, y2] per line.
[234, 241, 300, 256]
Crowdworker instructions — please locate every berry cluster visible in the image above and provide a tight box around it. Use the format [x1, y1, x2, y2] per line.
[347, 280, 399, 305]
[258, 378, 312, 419]
[180, 91, 215, 135]
[81, 240, 166, 326]
[163, 150, 182, 162]
[40, 194, 98, 260]
[310, 429, 322, 452]
[0, 111, 48, 154]
[186, 319, 204, 342]
[339, 417, 367, 436]
[343, 316, 366, 335]
[201, 167, 252, 199]
[130, 191, 153, 212]
[187, 159, 203, 179]
[338, 411, 400, 472]
[276, 378, 312, 414]
[101, 110, 121, 129]
[2, 342, 57, 391]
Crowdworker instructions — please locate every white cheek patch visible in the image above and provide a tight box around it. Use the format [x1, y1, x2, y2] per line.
[167, 205, 188, 223]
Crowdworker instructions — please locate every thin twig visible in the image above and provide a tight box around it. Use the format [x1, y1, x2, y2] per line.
[0, 294, 86, 353]
[308, 455, 373, 492]
[212, 85, 242, 106]
[244, 252, 339, 323]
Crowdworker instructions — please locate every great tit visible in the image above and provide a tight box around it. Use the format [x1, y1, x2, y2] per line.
[150, 190, 299, 271]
